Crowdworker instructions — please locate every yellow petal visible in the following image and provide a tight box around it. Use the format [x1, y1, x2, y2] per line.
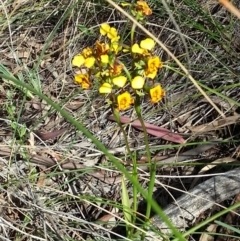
[112, 76, 127, 87]
[131, 76, 145, 89]
[99, 83, 112, 94]
[107, 27, 118, 39]
[132, 43, 144, 54]
[148, 56, 162, 69]
[136, 1, 152, 16]
[117, 92, 134, 111]
[145, 69, 157, 79]
[140, 38, 155, 51]
[81, 80, 91, 89]
[110, 35, 120, 43]
[74, 74, 83, 84]
[72, 55, 85, 67]
[110, 63, 123, 76]
[74, 74, 91, 89]
[150, 85, 165, 103]
[100, 23, 110, 35]
[100, 55, 109, 64]
[111, 42, 121, 54]
[84, 57, 95, 68]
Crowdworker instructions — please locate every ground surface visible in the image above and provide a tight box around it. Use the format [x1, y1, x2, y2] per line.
[0, 0, 240, 240]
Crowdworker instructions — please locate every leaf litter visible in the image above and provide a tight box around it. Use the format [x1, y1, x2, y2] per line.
[0, 0, 240, 240]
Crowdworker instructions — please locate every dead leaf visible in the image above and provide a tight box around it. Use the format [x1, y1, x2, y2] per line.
[199, 223, 217, 241]
[65, 101, 84, 110]
[190, 157, 237, 189]
[187, 115, 240, 134]
[108, 115, 185, 144]
[37, 171, 46, 187]
[97, 213, 118, 222]
[28, 132, 35, 149]
[34, 128, 67, 141]
[7, 50, 30, 59]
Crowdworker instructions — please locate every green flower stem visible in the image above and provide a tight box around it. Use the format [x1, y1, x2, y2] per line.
[134, 94, 156, 238]
[163, 64, 186, 77]
[116, 59, 132, 81]
[130, 151, 138, 237]
[130, 22, 136, 46]
[112, 104, 137, 237]
[141, 160, 157, 240]
[134, 95, 151, 165]
[112, 106, 133, 161]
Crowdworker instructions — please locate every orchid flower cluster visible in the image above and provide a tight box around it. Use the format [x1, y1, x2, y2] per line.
[72, 1, 165, 111]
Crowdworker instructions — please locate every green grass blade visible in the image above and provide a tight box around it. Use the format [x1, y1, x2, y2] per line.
[214, 220, 240, 234]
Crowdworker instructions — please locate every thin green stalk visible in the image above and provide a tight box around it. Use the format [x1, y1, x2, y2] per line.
[146, 160, 157, 218]
[130, 23, 136, 46]
[121, 20, 133, 44]
[117, 59, 132, 81]
[130, 151, 138, 237]
[174, 202, 240, 240]
[113, 106, 136, 236]
[141, 160, 157, 240]
[134, 95, 151, 164]
[198, 81, 240, 107]
[121, 175, 132, 236]
[163, 64, 186, 77]
[112, 107, 133, 160]
[134, 95, 156, 239]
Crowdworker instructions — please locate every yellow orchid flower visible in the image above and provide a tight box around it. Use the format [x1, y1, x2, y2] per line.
[136, 1, 152, 16]
[72, 53, 95, 68]
[107, 27, 119, 40]
[145, 69, 158, 79]
[145, 56, 162, 79]
[110, 63, 123, 76]
[117, 92, 134, 111]
[81, 80, 91, 89]
[82, 47, 93, 58]
[150, 85, 165, 103]
[110, 35, 120, 43]
[148, 56, 162, 69]
[95, 41, 109, 56]
[74, 74, 91, 89]
[100, 23, 120, 42]
[111, 42, 122, 54]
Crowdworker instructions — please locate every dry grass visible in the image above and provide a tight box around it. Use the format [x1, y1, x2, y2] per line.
[0, 0, 240, 240]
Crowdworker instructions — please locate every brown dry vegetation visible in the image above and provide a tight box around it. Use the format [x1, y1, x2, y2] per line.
[0, 0, 240, 240]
